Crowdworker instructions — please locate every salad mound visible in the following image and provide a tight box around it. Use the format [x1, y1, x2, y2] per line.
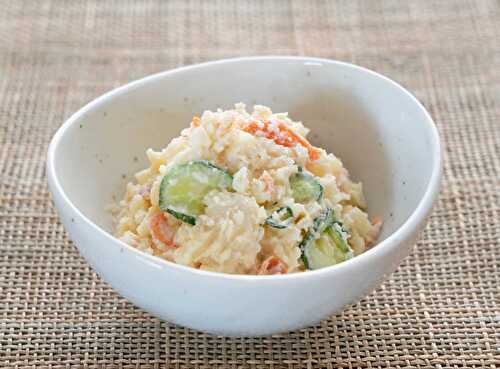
[112, 104, 381, 275]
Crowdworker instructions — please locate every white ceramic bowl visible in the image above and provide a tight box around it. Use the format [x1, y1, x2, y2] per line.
[47, 57, 441, 336]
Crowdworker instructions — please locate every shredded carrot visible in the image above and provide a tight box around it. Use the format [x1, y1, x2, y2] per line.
[258, 256, 288, 275]
[150, 212, 178, 249]
[243, 120, 320, 161]
[192, 116, 201, 127]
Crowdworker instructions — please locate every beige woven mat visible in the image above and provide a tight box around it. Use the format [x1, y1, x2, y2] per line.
[1, 1, 499, 368]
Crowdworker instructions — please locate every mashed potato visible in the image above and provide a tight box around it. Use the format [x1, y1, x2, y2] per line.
[113, 104, 381, 274]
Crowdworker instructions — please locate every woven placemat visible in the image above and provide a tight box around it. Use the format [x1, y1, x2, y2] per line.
[1, 1, 499, 368]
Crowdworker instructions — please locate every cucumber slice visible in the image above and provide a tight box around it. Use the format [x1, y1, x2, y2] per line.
[303, 226, 353, 270]
[298, 208, 334, 268]
[299, 208, 353, 270]
[265, 206, 293, 229]
[159, 160, 232, 225]
[312, 207, 335, 234]
[290, 170, 323, 203]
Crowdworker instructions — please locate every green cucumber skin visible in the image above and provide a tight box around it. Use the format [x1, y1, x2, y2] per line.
[165, 208, 196, 225]
[314, 208, 334, 233]
[299, 208, 334, 268]
[326, 226, 353, 258]
[265, 206, 294, 229]
[300, 233, 314, 269]
[265, 219, 287, 229]
[330, 222, 351, 252]
[159, 160, 232, 225]
[196, 160, 231, 173]
[290, 171, 323, 203]
[299, 208, 353, 270]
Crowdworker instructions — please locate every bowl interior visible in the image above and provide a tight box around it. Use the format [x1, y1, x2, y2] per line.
[52, 58, 438, 245]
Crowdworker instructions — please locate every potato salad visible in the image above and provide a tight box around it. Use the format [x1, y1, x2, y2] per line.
[112, 104, 381, 275]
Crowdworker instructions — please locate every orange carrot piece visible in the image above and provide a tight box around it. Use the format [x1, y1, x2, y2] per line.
[150, 212, 178, 249]
[258, 256, 288, 275]
[244, 120, 319, 161]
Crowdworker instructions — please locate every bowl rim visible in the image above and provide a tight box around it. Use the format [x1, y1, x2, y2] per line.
[47, 56, 442, 281]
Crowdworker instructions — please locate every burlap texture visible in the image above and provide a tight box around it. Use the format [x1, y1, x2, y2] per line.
[1, 1, 499, 368]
